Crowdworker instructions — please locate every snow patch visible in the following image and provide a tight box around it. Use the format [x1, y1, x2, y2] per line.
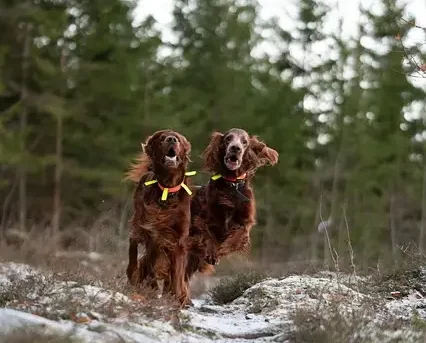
[1, 262, 426, 342]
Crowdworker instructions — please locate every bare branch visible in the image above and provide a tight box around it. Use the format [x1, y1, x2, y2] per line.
[396, 18, 426, 78]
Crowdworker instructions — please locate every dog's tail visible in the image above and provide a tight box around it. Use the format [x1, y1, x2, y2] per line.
[125, 151, 151, 183]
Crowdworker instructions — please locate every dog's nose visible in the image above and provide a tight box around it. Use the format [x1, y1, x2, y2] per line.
[166, 136, 178, 144]
[230, 145, 241, 153]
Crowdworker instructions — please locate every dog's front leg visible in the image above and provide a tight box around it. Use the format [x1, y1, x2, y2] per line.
[137, 244, 159, 290]
[218, 200, 255, 257]
[126, 237, 139, 284]
[217, 225, 251, 257]
[171, 209, 190, 306]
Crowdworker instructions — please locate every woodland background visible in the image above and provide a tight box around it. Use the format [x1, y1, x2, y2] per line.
[1, 0, 426, 272]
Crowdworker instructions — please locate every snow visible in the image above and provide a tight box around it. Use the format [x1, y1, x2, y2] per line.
[0, 262, 426, 342]
[187, 302, 280, 338]
[0, 308, 164, 343]
[0, 262, 39, 287]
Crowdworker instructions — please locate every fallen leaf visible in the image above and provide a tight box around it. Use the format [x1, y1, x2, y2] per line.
[70, 313, 92, 324]
[131, 293, 147, 302]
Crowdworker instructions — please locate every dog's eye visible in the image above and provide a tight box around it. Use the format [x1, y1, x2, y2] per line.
[242, 139, 248, 145]
[226, 135, 233, 142]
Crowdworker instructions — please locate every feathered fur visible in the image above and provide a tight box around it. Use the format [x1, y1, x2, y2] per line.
[126, 130, 193, 306]
[125, 150, 151, 183]
[186, 128, 278, 282]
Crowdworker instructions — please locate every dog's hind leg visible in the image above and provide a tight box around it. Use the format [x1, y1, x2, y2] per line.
[169, 246, 190, 306]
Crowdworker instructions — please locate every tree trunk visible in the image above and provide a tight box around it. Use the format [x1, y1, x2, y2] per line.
[1, 177, 18, 235]
[260, 183, 272, 266]
[52, 111, 63, 235]
[52, 50, 66, 236]
[389, 188, 398, 261]
[330, 148, 343, 265]
[420, 143, 426, 253]
[333, 15, 346, 266]
[389, 139, 403, 262]
[311, 195, 321, 265]
[19, 20, 32, 232]
[143, 63, 150, 129]
[320, 192, 331, 267]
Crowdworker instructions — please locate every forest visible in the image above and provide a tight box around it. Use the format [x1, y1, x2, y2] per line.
[1, 0, 426, 272]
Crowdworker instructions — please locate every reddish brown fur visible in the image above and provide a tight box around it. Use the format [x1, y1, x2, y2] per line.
[186, 128, 278, 281]
[125, 150, 151, 183]
[126, 130, 192, 306]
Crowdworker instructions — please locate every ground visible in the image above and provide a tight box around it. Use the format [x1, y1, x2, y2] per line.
[1, 261, 426, 343]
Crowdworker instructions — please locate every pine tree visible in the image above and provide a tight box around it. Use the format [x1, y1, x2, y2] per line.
[171, 0, 260, 156]
[355, 0, 424, 264]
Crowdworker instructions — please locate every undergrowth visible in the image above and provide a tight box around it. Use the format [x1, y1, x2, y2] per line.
[210, 271, 266, 305]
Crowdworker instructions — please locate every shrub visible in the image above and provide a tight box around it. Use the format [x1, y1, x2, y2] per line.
[210, 271, 266, 305]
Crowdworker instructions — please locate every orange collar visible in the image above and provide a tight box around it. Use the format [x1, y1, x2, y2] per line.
[144, 171, 196, 201]
[157, 182, 182, 193]
[211, 173, 247, 182]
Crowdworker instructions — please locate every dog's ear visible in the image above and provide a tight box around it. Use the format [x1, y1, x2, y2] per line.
[178, 133, 191, 156]
[143, 135, 155, 158]
[202, 132, 224, 172]
[177, 133, 192, 164]
[250, 136, 279, 167]
[143, 131, 165, 158]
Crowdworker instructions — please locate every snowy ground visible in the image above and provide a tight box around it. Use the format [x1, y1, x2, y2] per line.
[0, 262, 426, 342]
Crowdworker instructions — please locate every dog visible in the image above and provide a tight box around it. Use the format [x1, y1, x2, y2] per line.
[125, 130, 195, 306]
[186, 128, 278, 281]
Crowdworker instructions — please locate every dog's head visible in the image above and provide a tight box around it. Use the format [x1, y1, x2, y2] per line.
[202, 128, 278, 176]
[143, 130, 191, 170]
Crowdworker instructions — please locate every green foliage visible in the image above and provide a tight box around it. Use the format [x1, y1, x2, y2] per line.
[0, 0, 425, 270]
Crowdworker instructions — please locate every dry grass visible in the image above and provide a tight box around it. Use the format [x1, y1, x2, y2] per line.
[0, 224, 188, 326]
[291, 301, 426, 343]
[0, 264, 178, 320]
[0, 222, 129, 285]
[357, 245, 426, 300]
[288, 244, 426, 343]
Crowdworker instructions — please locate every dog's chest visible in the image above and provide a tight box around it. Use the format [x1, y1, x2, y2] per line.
[215, 183, 251, 208]
[143, 193, 188, 222]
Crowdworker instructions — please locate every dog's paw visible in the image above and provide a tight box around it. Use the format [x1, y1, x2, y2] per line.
[205, 253, 220, 266]
[183, 298, 194, 308]
[204, 241, 219, 265]
[126, 264, 137, 283]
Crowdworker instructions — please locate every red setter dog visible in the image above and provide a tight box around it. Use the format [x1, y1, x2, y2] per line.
[125, 130, 194, 306]
[186, 128, 278, 280]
